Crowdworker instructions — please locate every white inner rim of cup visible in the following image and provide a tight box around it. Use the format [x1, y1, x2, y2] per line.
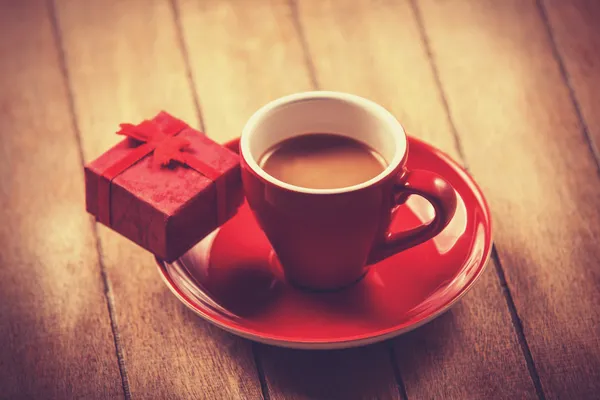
[240, 91, 407, 194]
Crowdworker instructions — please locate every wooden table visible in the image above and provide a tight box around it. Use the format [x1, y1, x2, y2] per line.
[1, 0, 599, 399]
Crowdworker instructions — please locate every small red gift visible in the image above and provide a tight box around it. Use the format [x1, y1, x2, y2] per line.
[85, 111, 243, 262]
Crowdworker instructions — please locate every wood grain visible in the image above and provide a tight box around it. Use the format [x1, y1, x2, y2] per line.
[542, 0, 600, 165]
[0, 1, 123, 398]
[54, 0, 263, 398]
[3, 0, 596, 398]
[176, 0, 402, 398]
[418, 0, 600, 398]
[297, 1, 539, 398]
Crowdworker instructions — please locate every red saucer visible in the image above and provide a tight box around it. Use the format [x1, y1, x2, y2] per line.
[156, 136, 492, 349]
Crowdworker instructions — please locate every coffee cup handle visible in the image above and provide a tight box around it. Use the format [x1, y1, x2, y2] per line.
[367, 169, 458, 264]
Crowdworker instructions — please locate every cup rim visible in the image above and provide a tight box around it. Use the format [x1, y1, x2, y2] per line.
[240, 91, 407, 194]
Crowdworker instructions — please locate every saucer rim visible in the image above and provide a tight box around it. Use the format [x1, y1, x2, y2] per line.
[155, 135, 493, 350]
[156, 255, 490, 349]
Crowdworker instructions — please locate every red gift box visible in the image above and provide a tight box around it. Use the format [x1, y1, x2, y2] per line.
[85, 111, 243, 262]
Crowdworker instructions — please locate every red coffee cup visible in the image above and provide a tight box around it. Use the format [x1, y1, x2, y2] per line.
[240, 91, 457, 291]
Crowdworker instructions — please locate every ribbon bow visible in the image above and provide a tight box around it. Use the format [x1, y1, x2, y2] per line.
[117, 120, 192, 167]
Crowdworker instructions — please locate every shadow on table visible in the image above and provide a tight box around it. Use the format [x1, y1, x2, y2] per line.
[257, 341, 402, 399]
[254, 310, 456, 400]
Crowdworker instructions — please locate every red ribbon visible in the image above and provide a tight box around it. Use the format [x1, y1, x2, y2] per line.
[97, 119, 227, 227]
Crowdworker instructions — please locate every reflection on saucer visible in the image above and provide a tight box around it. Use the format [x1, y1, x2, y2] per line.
[203, 261, 283, 317]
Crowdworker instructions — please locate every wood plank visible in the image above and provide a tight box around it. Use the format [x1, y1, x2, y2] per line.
[176, 0, 402, 398]
[296, 1, 539, 399]
[542, 0, 600, 164]
[53, 0, 263, 398]
[176, 0, 313, 142]
[417, 0, 600, 398]
[0, 1, 123, 398]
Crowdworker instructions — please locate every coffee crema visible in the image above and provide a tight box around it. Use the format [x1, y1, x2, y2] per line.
[258, 133, 387, 189]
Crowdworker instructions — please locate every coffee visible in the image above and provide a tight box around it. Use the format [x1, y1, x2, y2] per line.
[259, 133, 387, 189]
